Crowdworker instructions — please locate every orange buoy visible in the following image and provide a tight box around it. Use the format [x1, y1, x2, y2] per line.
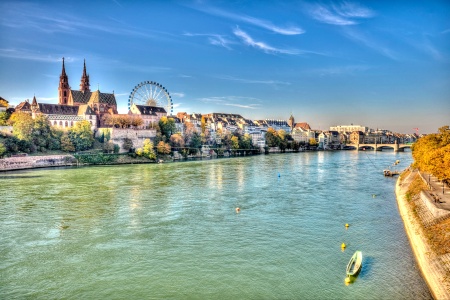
[235, 207, 240, 213]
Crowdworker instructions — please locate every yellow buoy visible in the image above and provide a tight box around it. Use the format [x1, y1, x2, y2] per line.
[341, 243, 346, 249]
[345, 277, 351, 284]
[345, 223, 349, 228]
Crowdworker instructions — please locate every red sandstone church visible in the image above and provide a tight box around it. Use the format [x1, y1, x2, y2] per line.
[16, 58, 118, 129]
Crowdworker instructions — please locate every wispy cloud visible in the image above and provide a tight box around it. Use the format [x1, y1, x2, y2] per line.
[1, 2, 157, 39]
[216, 75, 291, 85]
[307, 2, 375, 25]
[184, 32, 234, 49]
[341, 28, 397, 60]
[307, 65, 371, 76]
[199, 96, 261, 109]
[171, 92, 185, 98]
[190, 5, 304, 35]
[0, 48, 73, 62]
[233, 27, 299, 55]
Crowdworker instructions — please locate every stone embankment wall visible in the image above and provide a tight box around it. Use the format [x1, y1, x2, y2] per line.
[0, 155, 76, 171]
[420, 191, 450, 219]
[97, 128, 156, 153]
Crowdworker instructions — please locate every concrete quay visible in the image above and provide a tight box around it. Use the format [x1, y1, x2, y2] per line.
[396, 169, 450, 299]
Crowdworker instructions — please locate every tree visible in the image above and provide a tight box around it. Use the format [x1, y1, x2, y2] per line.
[265, 128, 280, 147]
[157, 141, 171, 155]
[189, 131, 202, 154]
[309, 138, 318, 146]
[68, 120, 94, 151]
[60, 133, 75, 152]
[159, 117, 177, 140]
[231, 136, 239, 152]
[9, 112, 34, 141]
[130, 116, 144, 128]
[136, 138, 156, 160]
[32, 115, 52, 151]
[0, 111, 11, 126]
[0, 143, 6, 158]
[169, 133, 184, 149]
[123, 138, 133, 151]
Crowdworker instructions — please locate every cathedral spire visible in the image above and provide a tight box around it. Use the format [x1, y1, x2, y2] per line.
[59, 57, 70, 105]
[79, 59, 90, 92]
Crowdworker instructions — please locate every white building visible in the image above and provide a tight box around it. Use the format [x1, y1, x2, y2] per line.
[330, 125, 368, 133]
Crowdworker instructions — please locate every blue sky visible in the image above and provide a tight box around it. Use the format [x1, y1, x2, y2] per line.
[0, 0, 449, 133]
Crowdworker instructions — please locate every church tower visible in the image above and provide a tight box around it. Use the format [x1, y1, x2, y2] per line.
[58, 57, 70, 105]
[288, 114, 295, 130]
[79, 59, 90, 93]
[30, 95, 39, 118]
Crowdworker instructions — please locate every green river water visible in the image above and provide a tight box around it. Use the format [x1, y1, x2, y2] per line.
[0, 150, 431, 299]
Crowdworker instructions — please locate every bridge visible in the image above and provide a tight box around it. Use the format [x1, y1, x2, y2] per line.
[353, 142, 412, 152]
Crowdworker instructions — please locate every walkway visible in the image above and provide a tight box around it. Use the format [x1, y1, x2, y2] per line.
[420, 172, 450, 211]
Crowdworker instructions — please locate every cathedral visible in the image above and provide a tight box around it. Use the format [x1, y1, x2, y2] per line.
[16, 58, 118, 129]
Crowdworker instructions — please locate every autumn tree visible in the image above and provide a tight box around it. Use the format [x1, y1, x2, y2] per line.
[157, 141, 171, 155]
[169, 133, 184, 149]
[265, 128, 280, 147]
[9, 112, 34, 141]
[136, 138, 156, 160]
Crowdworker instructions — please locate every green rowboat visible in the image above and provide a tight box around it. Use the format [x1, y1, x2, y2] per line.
[346, 250, 363, 276]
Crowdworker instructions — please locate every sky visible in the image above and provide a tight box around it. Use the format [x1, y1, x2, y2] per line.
[0, 0, 449, 134]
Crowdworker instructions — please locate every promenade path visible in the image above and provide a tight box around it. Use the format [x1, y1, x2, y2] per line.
[420, 171, 450, 211]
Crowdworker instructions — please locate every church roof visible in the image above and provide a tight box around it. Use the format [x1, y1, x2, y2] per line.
[15, 101, 31, 111]
[70, 90, 117, 106]
[294, 122, 311, 130]
[38, 103, 79, 115]
[134, 105, 167, 115]
[70, 90, 91, 104]
[77, 104, 95, 115]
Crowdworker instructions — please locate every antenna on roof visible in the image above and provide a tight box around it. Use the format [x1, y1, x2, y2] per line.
[97, 83, 99, 91]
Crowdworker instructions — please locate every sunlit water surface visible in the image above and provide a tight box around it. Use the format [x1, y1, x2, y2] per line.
[0, 151, 431, 299]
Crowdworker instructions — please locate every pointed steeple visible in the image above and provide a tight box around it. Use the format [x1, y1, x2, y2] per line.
[59, 57, 70, 105]
[79, 59, 90, 93]
[31, 95, 39, 117]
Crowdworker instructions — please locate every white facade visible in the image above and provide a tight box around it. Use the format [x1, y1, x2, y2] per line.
[330, 125, 368, 133]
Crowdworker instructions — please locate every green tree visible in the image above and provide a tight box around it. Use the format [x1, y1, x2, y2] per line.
[123, 138, 133, 151]
[60, 133, 75, 152]
[231, 136, 239, 151]
[32, 115, 52, 151]
[159, 117, 177, 140]
[0, 111, 11, 126]
[68, 120, 94, 151]
[189, 132, 202, 154]
[0, 142, 6, 158]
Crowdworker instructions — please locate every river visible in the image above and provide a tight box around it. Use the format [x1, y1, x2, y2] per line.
[0, 150, 431, 299]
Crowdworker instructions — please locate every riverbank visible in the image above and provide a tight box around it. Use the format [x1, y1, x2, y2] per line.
[396, 169, 450, 299]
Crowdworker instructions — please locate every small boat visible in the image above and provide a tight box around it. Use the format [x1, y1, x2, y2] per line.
[346, 250, 362, 276]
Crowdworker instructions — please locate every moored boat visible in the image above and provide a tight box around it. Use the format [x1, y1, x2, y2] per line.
[346, 250, 363, 276]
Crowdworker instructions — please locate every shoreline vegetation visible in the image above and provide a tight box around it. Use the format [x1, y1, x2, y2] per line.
[396, 169, 450, 299]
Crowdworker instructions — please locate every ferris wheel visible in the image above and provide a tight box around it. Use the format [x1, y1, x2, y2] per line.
[128, 81, 173, 114]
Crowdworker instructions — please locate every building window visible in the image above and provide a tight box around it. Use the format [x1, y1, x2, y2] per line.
[71, 121, 73, 127]
[65, 121, 68, 127]
[59, 121, 63, 126]
[89, 115, 92, 119]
